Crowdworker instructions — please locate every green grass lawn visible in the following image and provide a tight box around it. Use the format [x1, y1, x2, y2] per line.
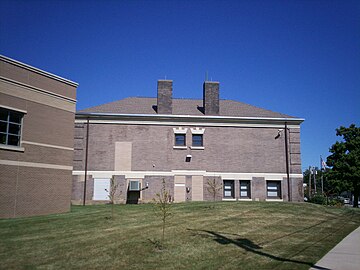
[1, 202, 359, 270]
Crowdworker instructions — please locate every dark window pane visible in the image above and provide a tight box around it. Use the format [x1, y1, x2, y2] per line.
[8, 123, 21, 135]
[223, 180, 235, 198]
[9, 112, 22, 123]
[267, 181, 281, 198]
[0, 109, 8, 121]
[192, 134, 203, 146]
[0, 133, 6, 144]
[240, 180, 251, 198]
[175, 134, 186, 146]
[0, 108, 23, 146]
[8, 135, 20, 146]
[0, 121, 7, 133]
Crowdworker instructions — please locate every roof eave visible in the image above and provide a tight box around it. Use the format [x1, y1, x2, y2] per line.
[0, 55, 79, 87]
[75, 112, 304, 125]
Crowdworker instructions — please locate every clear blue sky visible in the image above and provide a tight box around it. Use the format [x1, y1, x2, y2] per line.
[1, 0, 359, 171]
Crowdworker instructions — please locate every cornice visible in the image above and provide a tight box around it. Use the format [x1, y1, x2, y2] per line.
[0, 55, 79, 87]
[75, 112, 304, 127]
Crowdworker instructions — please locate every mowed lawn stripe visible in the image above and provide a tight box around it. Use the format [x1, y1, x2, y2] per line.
[0, 202, 359, 270]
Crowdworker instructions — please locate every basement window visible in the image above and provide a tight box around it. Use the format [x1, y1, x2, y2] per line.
[223, 180, 235, 199]
[267, 181, 282, 199]
[240, 180, 251, 199]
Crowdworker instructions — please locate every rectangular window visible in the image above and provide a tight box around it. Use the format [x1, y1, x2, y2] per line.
[0, 108, 23, 147]
[129, 180, 141, 191]
[267, 181, 282, 199]
[223, 180, 235, 198]
[192, 134, 203, 147]
[175, 134, 186, 146]
[240, 180, 251, 199]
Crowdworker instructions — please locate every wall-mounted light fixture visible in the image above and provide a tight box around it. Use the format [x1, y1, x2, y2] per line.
[186, 154, 192, 162]
[275, 129, 283, 139]
[186, 187, 191, 193]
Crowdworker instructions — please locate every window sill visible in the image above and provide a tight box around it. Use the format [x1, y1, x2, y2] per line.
[173, 146, 187, 150]
[190, 146, 204, 150]
[0, 144, 25, 152]
[265, 198, 283, 202]
[222, 198, 236, 201]
[239, 198, 252, 201]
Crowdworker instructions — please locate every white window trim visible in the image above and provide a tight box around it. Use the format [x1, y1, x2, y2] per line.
[191, 128, 205, 149]
[265, 199, 284, 202]
[173, 127, 188, 134]
[0, 144, 25, 152]
[190, 127, 205, 134]
[0, 105, 27, 114]
[0, 106, 26, 149]
[173, 146, 187, 150]
[190, 146, 204, 150]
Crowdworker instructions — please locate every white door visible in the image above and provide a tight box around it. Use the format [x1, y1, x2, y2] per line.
[93, 178, 110, 200]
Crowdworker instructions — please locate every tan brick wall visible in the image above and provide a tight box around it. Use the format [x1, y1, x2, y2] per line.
[0, 165, 17, 218]
[0, 57, 77, 218]
[0, 93, 75, 149]
[0, 165, 71, 218]
[74, 123, 301, 174]
[251, 177, 266, 201]
[0, 144, 73, 167]
[191, 176, 203, 201]
[0, 60, 77, 100]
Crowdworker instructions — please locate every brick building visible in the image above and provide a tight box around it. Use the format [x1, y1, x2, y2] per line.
[0, 55, 78, 218]
[72, 80, 304, 204]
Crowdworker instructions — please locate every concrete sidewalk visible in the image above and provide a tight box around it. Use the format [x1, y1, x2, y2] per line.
[310, 226, 360, 270]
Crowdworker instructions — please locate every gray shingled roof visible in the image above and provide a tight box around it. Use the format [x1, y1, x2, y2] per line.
[78, 97, 296, 118]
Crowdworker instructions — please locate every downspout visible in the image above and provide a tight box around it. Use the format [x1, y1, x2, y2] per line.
[83, 117, 90, 206]
[284, 122, 291, 201]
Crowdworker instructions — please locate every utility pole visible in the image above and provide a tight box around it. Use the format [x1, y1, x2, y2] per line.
[321, 173, 324, 194]
[83, 118, 90, 206]
[308, 166, 312, 198]
[320, 156, 324, 194]
[313, 167, 317, 194]
[284, 122, 291, 202]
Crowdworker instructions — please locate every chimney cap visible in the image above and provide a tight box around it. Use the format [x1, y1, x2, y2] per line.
[204, 80, 219, 84]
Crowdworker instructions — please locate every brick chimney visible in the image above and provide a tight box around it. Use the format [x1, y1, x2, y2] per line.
[203, 81, 219, 115]
[157, 80, 173, 114]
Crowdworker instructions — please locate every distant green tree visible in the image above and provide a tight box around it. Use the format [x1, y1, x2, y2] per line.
[303, 168, 346, 199]
[326, 124, 360, 208]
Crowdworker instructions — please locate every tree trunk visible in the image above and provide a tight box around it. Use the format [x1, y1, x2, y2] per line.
[353, 187, 359, 208]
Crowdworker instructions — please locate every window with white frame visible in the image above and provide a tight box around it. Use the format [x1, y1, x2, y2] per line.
[192, 134, 203, 147]
[240, 180, 251, 199]
[0, 108, 24, 147]
[129, 180, 141, 191]
[267, 181, 282, 199]
[173, 127, 188, 148]
[223, 180, 235, 198]
[175, 134, 186, 146]
[190, 128, 205, 149]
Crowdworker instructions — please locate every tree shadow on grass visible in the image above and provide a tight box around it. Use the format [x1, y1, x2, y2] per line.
[187, 229, 330, 270]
